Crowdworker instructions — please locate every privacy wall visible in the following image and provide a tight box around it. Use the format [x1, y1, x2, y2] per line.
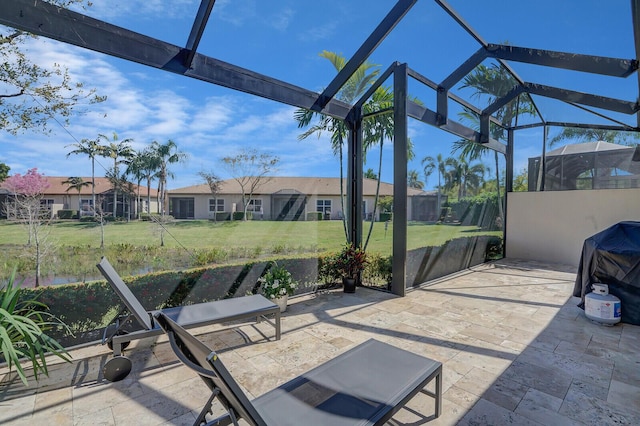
[506, 188, 640, 266]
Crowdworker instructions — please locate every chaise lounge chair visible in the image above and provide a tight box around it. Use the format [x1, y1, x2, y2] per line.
[96, 257, 281, 382]
[154, 311, 442, 426]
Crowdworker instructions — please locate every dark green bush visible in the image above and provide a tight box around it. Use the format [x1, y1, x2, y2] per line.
[485, 235, 504, 260]
[306, 212, 322, 221]
[447, 192, 500, 229]
[363, 252, 392, 287]
[379, 212, 392, 222]
[214, 212, 231, 221]
[140, 213, 171, 222]
[317, 252, 341, 284]
[17, 255, 322, 345]
[232, 211, 252, 221]
[57, 210, 77, 219]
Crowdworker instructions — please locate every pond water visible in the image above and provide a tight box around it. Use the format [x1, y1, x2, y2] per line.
[15, 267, 154, 288]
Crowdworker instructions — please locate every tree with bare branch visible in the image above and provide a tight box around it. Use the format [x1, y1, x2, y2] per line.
[221, 149, 279, 221]
[3, 168, 52, 286]
[198, 171, 223, 222]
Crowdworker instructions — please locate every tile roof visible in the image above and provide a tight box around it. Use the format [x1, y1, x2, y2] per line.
[1, 176, 158, 197]
[170, 177, 430, 197]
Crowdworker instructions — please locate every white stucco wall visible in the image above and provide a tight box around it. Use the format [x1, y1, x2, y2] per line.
[506, 188, 640, 267]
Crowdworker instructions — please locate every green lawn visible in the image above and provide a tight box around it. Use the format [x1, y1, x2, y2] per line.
[0, 219, 500, 282]
[0, 219, 496, 253]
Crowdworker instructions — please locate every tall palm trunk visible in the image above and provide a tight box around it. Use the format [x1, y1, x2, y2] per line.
[494, 151, 504, 225]
[364, 136, 384, 250]
[146, 178, 152, 215]
[338, 136, 348, 242]
[112, 160, 118, 217]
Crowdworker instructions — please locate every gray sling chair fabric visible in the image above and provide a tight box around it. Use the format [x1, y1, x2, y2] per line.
[154, 311, 443, 426]
[96, 257, 281, 381]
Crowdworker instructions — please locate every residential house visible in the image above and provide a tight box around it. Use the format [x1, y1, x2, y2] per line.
[1, 177, 158, 219]
[168, 177, 442, 221]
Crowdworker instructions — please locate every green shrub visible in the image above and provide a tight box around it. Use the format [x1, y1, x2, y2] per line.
[306, 212, 322, 221]
[232, 211, 253, 221]
[485, 235, 503, 260]
[379, 212, 392, 222]
[193, 248, 228, 266]
[79, 216, 95, 222]
[317, 252, 342, 284]
[362, 252, 392, 287]
[140, 213, 171, 222]
[447, 192, 500, 229]
[57, 210, 77, 219]
[214, 212, 231, 221]
[1, 269, 71, 385]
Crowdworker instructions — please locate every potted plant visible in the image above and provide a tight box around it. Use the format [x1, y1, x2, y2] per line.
[335, 243, 369, 293]
[0, 268, 71, 386]
[258, 262, 298, 312]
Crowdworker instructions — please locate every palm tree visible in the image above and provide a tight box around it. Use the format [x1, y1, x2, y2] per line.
[66, 138, 103, 217]
[98, 132, 135, 217]
[421, 153, 447, 214]
[149, 139, 188, 215]
[455, 63, 536, 221]
[294, 50, 380, 242]
[126, 149, 156, 219]
[364, 168, 378, 180]
[61, 177, 91, 219]
[456, 157, 486, 198]
[443, 157, 462, 198]
[407, 169, 424, 189]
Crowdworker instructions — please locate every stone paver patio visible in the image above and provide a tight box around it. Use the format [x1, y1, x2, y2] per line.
[1, 258, 639, 425]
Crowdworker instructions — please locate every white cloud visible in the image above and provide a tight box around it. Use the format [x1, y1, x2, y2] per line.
[214, 0, 258, 27]
[269, 7, 295, 32]
[1, 12, 348, 189]
[189, 97, 235, 133]
[82, 0, 197, 21]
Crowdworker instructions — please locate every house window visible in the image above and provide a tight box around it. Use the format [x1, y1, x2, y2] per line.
[247, 199, 262, 212]
[40, 199, 54, 211]
[209, 199, 224, 212]
[81, 198, 94, 212]
[316, 199, 331, 214]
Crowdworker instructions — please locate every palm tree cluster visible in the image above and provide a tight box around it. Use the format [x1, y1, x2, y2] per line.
[66, 135, 187, 219]
[422, 154, 486, 201]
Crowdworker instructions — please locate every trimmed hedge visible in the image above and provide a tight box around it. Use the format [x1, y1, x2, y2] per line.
[232, 211, 253, 221]
[378, 212, 392, 222]
[447, 192, 501, 229]
[213, 212, 231, 221]
[57, 209, 78, 219]
[306, 212, 322, 221]
[19, 255, 321, 345]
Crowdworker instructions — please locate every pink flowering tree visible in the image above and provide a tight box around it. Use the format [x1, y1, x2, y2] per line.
[4, 168, 52, 287]
[4, 168, 50, 197]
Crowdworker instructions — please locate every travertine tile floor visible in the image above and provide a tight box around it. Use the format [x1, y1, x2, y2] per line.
[1, 258, 639, 425]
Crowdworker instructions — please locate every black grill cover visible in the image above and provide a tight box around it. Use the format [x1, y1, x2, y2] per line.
[573, 221, 640, 325]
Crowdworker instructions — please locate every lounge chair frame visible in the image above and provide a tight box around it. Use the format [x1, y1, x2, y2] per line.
[96, 257, 281, 380]
[155, 311, 442, 426]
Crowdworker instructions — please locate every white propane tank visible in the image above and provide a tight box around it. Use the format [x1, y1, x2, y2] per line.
[585, 283, 621, 325]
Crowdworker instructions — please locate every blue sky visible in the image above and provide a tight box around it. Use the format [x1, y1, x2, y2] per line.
[1, 1, 636, 190]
